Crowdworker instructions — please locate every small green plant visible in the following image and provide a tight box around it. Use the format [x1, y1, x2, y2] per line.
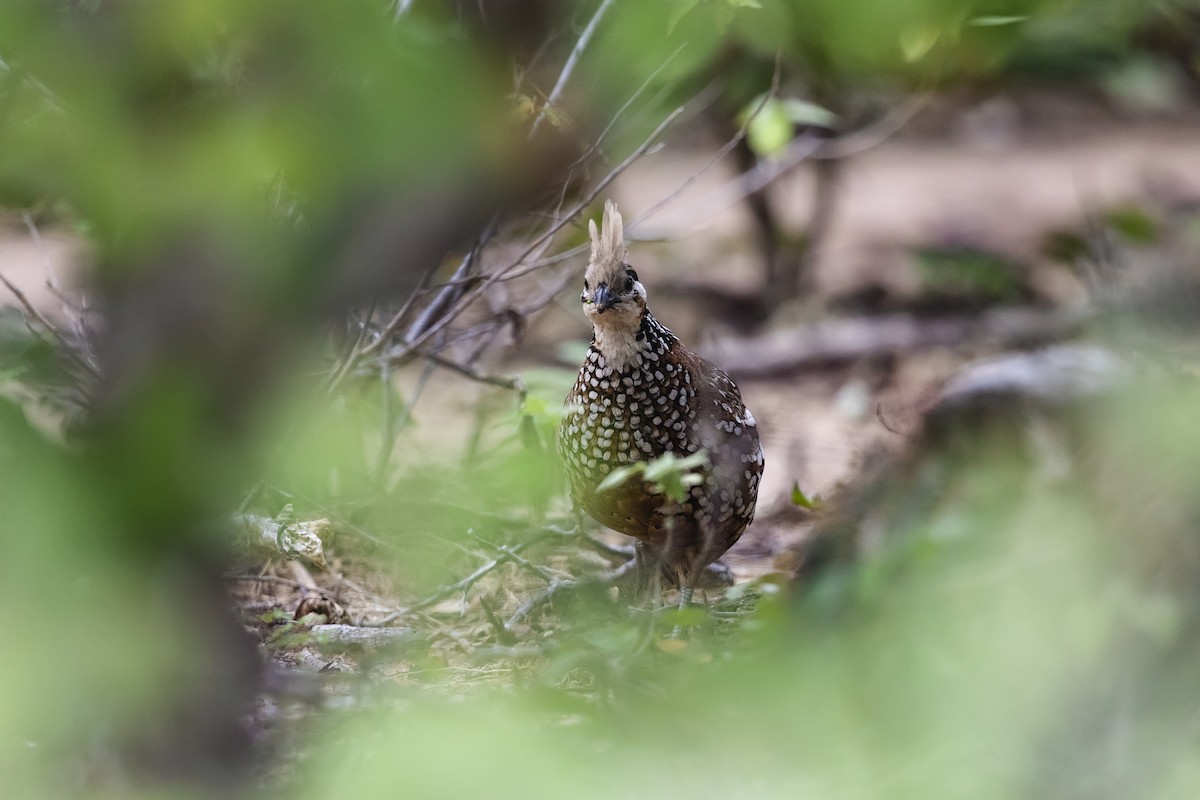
[596, 451, 709, 504]
[790, 480, 820, 510]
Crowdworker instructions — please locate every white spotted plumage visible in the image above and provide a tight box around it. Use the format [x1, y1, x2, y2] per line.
[559, 201, 764, 585]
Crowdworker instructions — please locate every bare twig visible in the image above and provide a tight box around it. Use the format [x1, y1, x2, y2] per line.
[327, 218, 496, 396]
[810, 91, 931, 160]
[327, 269, 430, 393]
[706, 307, 1092, 377]
[224, 573, 341, 599]
[326, 301, 376, 390]
[0, 271, 100, 385]
[367, 536, 542, 626]
[633, 91, 931, 242]
[489, 108, 689, 289]
[403, 215, 499, 345]
[497, 544, 564, 583]
[628, 54, 782, 229]
[504, 557, 640, 631]
[575, 42, 687, 166]
[413, 350, 525, 394]
[392, 103, 685, 352]
[528, 0, 617, 140]
[373, 355, 397, 479]
[875, 403, 910, 439]
[374, 354, 437, 478]
[1, 215, 100, 383]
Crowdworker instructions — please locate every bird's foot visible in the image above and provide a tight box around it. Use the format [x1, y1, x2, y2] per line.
[696, 560, 734, 590]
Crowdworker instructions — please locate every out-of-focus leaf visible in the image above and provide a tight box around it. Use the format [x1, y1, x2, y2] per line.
[654, 637, 689, 653]
[747, 98, 793, 157]
[900, 24, 941, 62]
[596, 463, 639, 493]
[791, 480, 819, 509]
[667, 0, 701, 35]
[661, 605, 710, 628]
[1106, 205, 1159, 244]
[969, 16, 1028, 27]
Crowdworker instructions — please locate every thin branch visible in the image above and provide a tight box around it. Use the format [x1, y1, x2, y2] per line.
[628, 54, 782, 229]
[325, 302, 378, 393]
[497, 544, 564, 584]
[810, 91, 931, 160]
[326, 217, 495, 395]
[224, 573, 342, 600]
[368, 550, 514, 626]
[573, 42, 687, 167]
[364, 522, 579, 627]
[413, 350, 525, 394]
[486, 104, 688, 287]
[373, 351, 437, 478]
[628, 91, 930, 242]
[528, 0, 617, 140]
[0, 271, 100, 383]
[395, 103, 685, 354]
[5, 213, 101, 380]
[505, 557, 640, 631]
[402, 214, 499, 345]
[372, 355, 396, 480]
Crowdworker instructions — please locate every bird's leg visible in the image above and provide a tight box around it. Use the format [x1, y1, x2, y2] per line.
[650, 568, 663, 610]
[633, 540, 665, 603]
[570, 498, 586, 536]
[634, 540, 651, 588]
[677, 556, 703, 610]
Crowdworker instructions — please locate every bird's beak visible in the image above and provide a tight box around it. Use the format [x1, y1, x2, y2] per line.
[591, 284, 619, 312]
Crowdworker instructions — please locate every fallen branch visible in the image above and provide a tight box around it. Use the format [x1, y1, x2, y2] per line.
[505, 558, 641, 632]
[233, 505, 332, 569]
[705, 306, 1091, 377]
[310, 624, 415, 650]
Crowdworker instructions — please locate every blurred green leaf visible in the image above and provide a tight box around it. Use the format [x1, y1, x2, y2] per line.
[969, 16, 1028, 27]
[1106, 205, 1160, 244]
[791, 480, 819, 509]
[661, 605, 710, 628]
[747, 98, 794, 157]
[667, 0, 701, 35]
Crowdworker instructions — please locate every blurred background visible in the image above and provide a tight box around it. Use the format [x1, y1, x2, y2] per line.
[2, 0, 1200, 797]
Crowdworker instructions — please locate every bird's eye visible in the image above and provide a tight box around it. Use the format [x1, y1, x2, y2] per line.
[624, 268, 639, 292]
[583, 279, 590, 291]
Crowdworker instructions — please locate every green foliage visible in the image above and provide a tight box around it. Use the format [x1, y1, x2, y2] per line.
[790, 480, 819, 509]
[2, 1, 1200, 798]
[914, 246, 1030, 304]
[597, 450, 709, 503]
[744, 96, 839, 157]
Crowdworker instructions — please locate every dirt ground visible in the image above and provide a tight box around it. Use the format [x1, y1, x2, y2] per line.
[4, 97, 1200, 583]
[566, 105, 1200, 577]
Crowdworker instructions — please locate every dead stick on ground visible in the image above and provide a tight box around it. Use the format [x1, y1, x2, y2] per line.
[706, 307, 1092, 377]
[504, 558, 640, 632]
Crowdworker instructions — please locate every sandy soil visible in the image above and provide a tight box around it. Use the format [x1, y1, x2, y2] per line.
[4, 104, 1200, 577]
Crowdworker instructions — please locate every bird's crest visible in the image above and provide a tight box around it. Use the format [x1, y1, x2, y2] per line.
[587, 199, 627, 274]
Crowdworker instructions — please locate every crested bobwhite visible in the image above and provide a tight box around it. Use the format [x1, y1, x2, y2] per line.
[559, 200, 764, 602]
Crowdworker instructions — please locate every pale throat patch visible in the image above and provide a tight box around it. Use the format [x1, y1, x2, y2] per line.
[593, 320, 643, 370]
[588, 280, 647, 370]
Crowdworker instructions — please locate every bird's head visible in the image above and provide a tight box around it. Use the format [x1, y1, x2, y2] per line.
[581, 200, 646, 332]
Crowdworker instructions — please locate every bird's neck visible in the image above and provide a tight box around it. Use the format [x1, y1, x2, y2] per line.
[592, 309, 676, 371]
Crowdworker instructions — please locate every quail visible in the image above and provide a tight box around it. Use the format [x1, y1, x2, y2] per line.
[559, 200, 764, 603]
